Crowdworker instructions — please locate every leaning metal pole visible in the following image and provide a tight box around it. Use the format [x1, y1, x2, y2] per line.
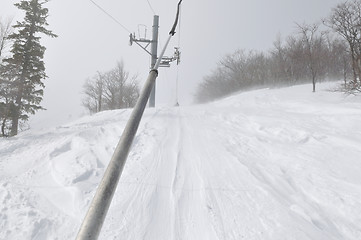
[149, 15, 159, 108]
[75, 1, 183, 239]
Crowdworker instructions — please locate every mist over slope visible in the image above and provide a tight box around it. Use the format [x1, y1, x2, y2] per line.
[1, 82, 361, 240]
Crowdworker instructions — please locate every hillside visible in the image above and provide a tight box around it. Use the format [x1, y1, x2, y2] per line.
[1, 82, 361, 240]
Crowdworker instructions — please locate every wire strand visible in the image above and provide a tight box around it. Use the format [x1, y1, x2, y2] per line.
[146, 0, 156, 15]
[177, 5, 182, 47]
[88, 0, 131, 34]
[175, 5, 182, 105]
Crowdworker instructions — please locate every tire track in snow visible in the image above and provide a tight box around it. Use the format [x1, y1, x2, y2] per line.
[99, 108, 181, 239]
[140, 108, 183, 240]
[170, 109, 219, 240]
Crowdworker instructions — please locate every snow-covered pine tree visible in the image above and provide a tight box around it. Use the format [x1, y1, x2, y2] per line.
[4, 0, 57, 136]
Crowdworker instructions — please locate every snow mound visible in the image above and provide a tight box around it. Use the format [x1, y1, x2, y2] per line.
[1, 82, 361, 239]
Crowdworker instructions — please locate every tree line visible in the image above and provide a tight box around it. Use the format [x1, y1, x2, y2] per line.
[82, 61, 140, 114]
[195, 0, 361, 103]
[0, 0, 56, 137]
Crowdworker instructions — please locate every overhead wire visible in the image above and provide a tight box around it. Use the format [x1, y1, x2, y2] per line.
[88, 0, 181, 105]
[175, 4, 182, 105]
[177, 4, 182, 48]
[146, 0, 156, 15]
[88, 0, 132, 34]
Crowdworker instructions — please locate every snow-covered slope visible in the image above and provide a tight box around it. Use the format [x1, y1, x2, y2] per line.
[1, 82, 361, 240]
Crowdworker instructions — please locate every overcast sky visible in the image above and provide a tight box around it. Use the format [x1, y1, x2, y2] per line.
[0, 0, 345, 129]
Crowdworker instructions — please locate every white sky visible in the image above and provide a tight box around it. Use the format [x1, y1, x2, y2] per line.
[0, 0, 345, 129]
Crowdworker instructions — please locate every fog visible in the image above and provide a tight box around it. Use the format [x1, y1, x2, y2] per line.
[0, 0, 345, 129]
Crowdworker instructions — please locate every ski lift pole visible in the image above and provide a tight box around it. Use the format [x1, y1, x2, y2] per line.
[75, 1, 183, 240]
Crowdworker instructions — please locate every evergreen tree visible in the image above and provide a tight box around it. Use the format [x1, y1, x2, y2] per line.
[3, 0, 56, 136]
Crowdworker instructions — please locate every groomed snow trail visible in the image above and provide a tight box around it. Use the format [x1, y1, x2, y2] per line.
[1, 83, 361, 239]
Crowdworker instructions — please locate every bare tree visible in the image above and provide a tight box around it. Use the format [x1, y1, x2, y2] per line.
[82, 72, 104, 114]
[0, 17, 14, 136]
[324, 35, 352, 87]
[296, 23, 327, 92]
[218, 50, 269, 90]
[0, 17, 13, 59]
[123, 78, 140, 108]
[195, 67, 235, 103]
[324, 0, 361, 89]
[219, 50, 246, 89]
[103, 61, 135, 110]
[270, 35, 290, 85]
[82, 61, 139, 113]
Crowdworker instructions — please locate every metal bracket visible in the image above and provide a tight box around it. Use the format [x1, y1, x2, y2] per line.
[129, 33, 153, 56]
[159, 47, 181, 68]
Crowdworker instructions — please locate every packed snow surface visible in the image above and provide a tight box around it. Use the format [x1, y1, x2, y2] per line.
[1, 82, 361, 240]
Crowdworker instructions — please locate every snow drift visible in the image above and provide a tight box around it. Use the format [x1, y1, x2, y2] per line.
[1, 82, 361, 239]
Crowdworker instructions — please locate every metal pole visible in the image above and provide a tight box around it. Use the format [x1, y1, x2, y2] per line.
[75, 70, 158, 240]
[75, 2, 182, 239]
[149, 15, 159, 108]
[76, 28, 175, 240]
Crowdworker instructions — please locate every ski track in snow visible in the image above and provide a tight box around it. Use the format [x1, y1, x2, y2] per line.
[1, 82, 361, 239]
